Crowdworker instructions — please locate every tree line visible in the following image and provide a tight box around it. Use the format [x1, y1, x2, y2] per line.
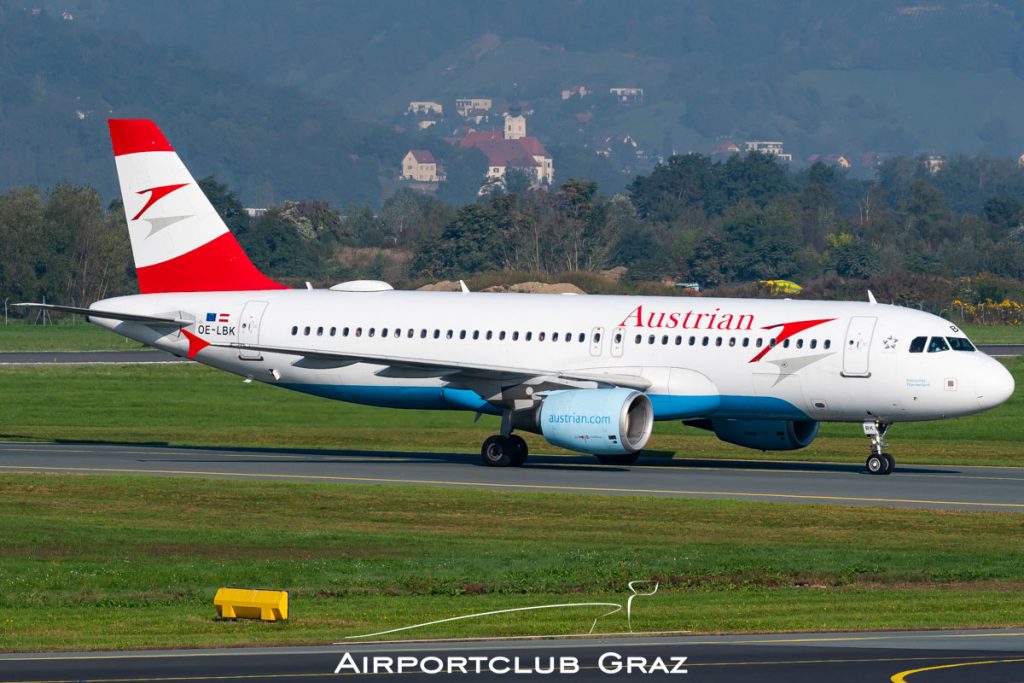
[5, 152, 1024, 320]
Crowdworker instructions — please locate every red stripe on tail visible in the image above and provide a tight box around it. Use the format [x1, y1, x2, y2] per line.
[108, 119, 174, 157]
[135, 233, 287, 294]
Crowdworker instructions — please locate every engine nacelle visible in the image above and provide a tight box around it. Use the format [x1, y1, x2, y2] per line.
[711, 418, 819, 451]
[538, 388, 654, 455]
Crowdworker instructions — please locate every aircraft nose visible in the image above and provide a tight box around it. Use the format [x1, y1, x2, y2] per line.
[977, 359, 1015, 411]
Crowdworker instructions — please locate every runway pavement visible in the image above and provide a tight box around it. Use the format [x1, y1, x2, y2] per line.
[1, 441, 1023, 510]
[1, 629, 1022, 682]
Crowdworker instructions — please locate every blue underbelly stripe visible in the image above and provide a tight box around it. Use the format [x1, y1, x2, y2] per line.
[279, 383, 808, 421]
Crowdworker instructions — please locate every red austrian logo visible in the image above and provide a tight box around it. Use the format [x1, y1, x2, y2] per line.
[616, 305, 834, 363]
[132, 183, 189, 220]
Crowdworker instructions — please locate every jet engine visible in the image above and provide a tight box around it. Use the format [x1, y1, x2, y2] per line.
[538, 388, 654, 455]
[710, 418, 819, 451]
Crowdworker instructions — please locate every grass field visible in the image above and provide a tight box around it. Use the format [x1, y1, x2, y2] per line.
[0, 321, 143, 351]
[1, 474, 1022, 651]
[1, 359, 1021, 466]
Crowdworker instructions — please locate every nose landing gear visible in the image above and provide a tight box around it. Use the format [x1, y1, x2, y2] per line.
[863, 419, 895, 475]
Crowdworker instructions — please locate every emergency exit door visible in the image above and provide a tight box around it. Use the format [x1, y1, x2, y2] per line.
[842, 316, 876, 377]
[238, 300, 269, 360]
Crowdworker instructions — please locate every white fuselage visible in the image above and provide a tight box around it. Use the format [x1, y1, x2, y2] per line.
[90, 288, 1014, 425]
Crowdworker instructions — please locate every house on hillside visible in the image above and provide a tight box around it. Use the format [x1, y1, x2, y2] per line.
[457, 113, 554, 189]
[401, 150, 445, 183]
[561, 85, 589, 100]
[455, 97, 493, 117]
[609, 87, 644, 104]
[408, 101, 443, 116]
[925, 154, 946, 174]
[744, 140, 793, 162]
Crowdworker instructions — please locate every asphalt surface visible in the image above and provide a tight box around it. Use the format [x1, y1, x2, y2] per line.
[1, 442, 1023, 511]
[1, 630, 1022, 682]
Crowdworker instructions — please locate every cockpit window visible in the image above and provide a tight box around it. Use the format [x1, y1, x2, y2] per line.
[927, 336, 950, 353]
[909, 336, 927, 353]
[946, 337, 975, 352]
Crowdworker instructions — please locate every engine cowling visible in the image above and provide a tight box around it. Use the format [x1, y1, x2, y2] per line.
[711, 418, 819, 451]
[538, 388, 654, 455]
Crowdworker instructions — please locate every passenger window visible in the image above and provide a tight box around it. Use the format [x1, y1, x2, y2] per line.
[769, 338, 777, 347]
[947, 337, 975, 352]
[499, 331, 506, 340]
[648, 334, 655, 345]
[381, 328, 388, 338]
[407, 329, 414, 338]
[662, 335, 669, 345]
[473, 330, 480, 340]
[742, 337, 749, 347]
[433, 329, 440, 339]
[538, 332, 545, 341]
[715, 337, 723, 347]
[512, 331, 520, 341]
[446, 330, 453, 339]
[796, 339, 803, 349]
[594, 332, 601, 343]
[526, 332, 533, 341]
[702, 336, 709, 346]
[330, 327, 336, 337]
[304, 326, 311, 336]
[458, 330, 466, 340]
[783, 339, 790, 348]
[369, 328, 376, 338]
[689, 336, 696, 346]
[553, 332, 559, 341]
[810, 339, 816, 349]
[316, 326, 323, 336]
[909, 336, 926, 353]
[420, 329, 427, 338]
[486, 331, 493, 340]
[824, 339, 831, 349]
[729, 337, 736, 347]
[578, 333, 586, 343]
[675, 336, 682, 346]
[756, 338, 763, 348]
[343, 327, 350, 337]
[927, 336, 950, 353]
[291, 326, 298, 336]
[635, 334, 642, 344]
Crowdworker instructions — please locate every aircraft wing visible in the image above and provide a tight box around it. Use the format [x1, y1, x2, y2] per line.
[12, 303, 191, 326]
[214, 341, 652, 391]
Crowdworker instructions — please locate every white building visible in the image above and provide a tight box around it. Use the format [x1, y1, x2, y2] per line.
[744, 140, 793, 162]
[401, 150, 445, 183]
[408, 101, 443, 116]
[455, 98, 493, 117]
[609, 87, 644, 104]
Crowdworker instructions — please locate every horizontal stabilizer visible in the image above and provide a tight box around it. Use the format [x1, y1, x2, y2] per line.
[12, 303, 190, 326]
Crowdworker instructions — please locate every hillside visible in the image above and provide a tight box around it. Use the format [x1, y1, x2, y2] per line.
[0, 4, 422, 208]
[42, 0, 1024, 177]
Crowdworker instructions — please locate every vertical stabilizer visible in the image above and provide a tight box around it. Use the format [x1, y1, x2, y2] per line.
[108, 119, 285, 293]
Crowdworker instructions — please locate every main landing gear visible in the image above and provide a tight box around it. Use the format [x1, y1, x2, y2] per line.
[481, 434, 528, 467]
[863, 419, 895, 475]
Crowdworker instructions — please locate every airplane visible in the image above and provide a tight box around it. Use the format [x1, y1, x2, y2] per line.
[16, 119, 1015, 475]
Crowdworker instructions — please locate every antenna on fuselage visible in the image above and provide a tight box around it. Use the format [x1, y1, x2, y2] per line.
[867, 290, 877, 305]
[459, 280, 470, 294]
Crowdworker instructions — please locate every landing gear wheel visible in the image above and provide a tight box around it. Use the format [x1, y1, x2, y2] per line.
[481, 435, 515, 467]
[866, 454, 886, 475]
[508, 434, 528, 467]
[595, 452, 641, 466]
[882, 453, 895, 475]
